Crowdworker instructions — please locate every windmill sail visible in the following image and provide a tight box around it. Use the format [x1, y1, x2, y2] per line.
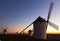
[46, 2, 54, 28]
[48, 21, 58, 30]
[46, 2, 59, 30]
[47, 2, 54, 21]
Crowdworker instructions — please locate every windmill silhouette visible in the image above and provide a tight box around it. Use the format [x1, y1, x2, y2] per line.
[28, 29, 32, 36]
[20, 2, 59, 40]
[1, 27, 8, 34]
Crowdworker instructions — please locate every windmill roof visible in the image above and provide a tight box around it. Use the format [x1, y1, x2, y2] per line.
[34, 16, 46, 23]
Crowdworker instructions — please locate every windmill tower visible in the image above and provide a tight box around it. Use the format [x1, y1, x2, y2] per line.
[20, 2, 58, 40]
[33, 16, 47, 39]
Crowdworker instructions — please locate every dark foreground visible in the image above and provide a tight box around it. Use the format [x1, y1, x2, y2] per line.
[0, 34, 60, 41]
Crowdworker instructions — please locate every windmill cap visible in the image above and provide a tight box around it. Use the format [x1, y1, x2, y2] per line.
[34, 16, 46, 23]
[28, 30, 32, 32]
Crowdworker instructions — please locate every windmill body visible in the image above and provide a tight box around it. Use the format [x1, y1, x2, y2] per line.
[33, 16, 47, 39]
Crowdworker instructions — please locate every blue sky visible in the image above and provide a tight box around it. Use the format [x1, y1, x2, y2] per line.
[0, 0, 60, 34]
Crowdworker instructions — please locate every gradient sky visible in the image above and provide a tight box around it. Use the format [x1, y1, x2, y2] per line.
[0, 0, 60, 34]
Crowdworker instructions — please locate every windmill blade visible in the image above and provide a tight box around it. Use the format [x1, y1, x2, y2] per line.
[48, 21, 59, 30]
[47, 2, 54, 22]
[46, 2, 54, 29]
[20, 22, 33, 34]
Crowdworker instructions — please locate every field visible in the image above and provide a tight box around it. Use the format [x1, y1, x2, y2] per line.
[0, 34, 60, 41]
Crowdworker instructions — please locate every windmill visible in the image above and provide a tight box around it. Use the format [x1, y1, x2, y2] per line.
[1, 27, 8, 34]
[20, 2, 59, 40]
[28, 29, 32, 36]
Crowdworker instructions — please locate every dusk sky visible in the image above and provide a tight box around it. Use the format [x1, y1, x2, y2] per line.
[0, 0, 60, 34]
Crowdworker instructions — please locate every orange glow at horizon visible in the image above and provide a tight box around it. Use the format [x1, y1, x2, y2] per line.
[7, 29, 60, 34]
[7, 22, 60, 34]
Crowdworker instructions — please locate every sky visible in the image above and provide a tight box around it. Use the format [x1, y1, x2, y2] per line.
[0, 0, 60, 34]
